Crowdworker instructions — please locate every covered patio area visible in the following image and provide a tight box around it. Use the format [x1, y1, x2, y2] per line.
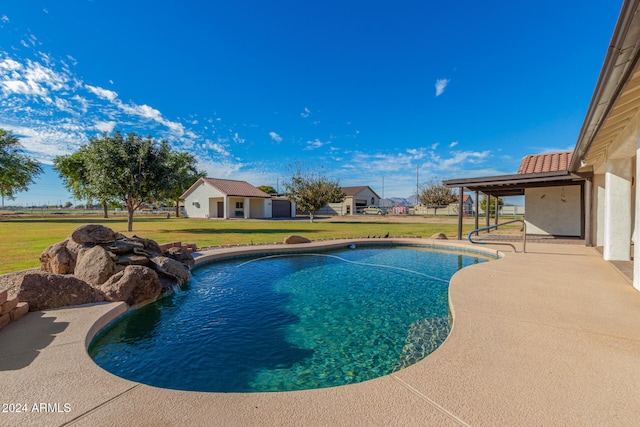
[443, 168, 591, 242]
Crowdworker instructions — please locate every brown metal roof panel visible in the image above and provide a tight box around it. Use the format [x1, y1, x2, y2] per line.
[204, 178, 271, 198]
[517, 152, 572, 174]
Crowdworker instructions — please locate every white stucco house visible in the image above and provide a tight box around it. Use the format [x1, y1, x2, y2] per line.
[181, 178, 285, 219]
[445, 0, 640, 291]
[317, 186, 381, 215]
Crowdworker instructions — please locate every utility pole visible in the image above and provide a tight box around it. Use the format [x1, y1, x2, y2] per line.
[381, 177, 384, 207]
[416, 165, 419, 205]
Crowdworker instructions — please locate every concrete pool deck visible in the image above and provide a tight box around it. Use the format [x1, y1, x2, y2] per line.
[1, 239, 640, 426]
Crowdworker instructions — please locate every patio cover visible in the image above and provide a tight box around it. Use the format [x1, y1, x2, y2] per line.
[442, 170, 591, 240]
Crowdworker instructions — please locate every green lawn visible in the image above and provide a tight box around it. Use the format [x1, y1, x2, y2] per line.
[0, 216, 478, 274]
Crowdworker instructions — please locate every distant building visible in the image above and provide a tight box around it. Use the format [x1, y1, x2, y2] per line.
[181, 178, 295, 219]
[317, 186, 381, 215]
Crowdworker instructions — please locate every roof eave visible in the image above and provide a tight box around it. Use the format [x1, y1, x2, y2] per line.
[570, 0, 640, 172]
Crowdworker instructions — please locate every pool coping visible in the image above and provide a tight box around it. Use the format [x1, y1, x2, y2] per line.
[2, 238, 640, 426]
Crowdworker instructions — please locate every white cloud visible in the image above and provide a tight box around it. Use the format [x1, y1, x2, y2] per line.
[1, 15, 9, 23]
[301, 107, 310, 118]
[231, 132, 244, 144]
[0, 122, 88, 163]
[0, 58, 21, 70]
[85, 84, 118, 101]
[203, 139, 231, 157]
[430, 150, 491, 170]
[197, 158, 243, 178]
[1, 80, 45, 97]
[269, 131, 282, 143]
[117, 102, 185, 136]
[305, 139, 329, 150]
[406, 148, 426, 159]
[435, 78, 450, 96]
[0, 57, 72, 101]
[95, 121, 116, 133]
[449, 141, 458, 148]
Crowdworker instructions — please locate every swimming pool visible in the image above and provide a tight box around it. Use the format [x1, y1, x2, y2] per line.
[89, 245, 486, 392]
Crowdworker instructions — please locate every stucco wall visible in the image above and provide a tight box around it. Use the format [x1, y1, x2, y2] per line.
[525, 186, 581, 236]
[183, 182, 224, 218]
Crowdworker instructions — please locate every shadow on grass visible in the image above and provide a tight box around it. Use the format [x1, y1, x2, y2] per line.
[169, 228, 322, 235]
[0, 218, 122, 225]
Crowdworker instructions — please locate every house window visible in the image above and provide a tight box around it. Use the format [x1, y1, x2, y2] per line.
[236, 202, 244, 209]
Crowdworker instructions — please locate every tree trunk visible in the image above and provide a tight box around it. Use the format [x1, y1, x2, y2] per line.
[127, 207, 134, 232]
[309, 211, 314, 223]
[175, 199, 180, 217]
[102, 200, 109, 218]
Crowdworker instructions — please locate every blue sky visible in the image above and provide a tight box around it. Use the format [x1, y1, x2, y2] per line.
[0, 1, 623, 205]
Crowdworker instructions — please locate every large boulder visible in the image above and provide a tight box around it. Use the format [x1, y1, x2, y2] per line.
[430, 232, 448, 240]
[149, 256, 191, 284]
[128, 236, 164, 257]
[284, 235, 311, 244]
[164, 246, 195, 269]
[106, 239, 143, 255]
[74, 245, 117, 286]
[17, 272, 105, 311]
[99, 265, 162, 306]
[70, 224, 118, 245]
[39, 240, 76, 274]
[115, 253, 151, 267]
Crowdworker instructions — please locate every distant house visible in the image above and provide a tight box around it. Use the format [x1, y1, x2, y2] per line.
[317, 186, 381, 215]
[181, 178, 284, 219]
[458, 194, 474, 216]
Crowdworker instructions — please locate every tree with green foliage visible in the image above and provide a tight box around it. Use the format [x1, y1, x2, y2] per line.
[60, 131, 169, 231]
[161, 150, 205, 217]
[418, 179, 457, 216]
[284, 163, 344, 223]
[0, 129, 43, 208]
[257, 185, 277, 195]
[54, 146, 116, 218]
[480, 195, 503, 217]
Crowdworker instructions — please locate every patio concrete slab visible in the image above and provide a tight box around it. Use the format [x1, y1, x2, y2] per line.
[1, 239, 639, 426]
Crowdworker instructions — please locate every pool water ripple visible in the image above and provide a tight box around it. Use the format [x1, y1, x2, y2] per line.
[89, 246, 485, 392]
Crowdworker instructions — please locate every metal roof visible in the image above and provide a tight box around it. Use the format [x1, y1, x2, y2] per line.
[180, 178, 271, 199]
[203, 178, 271, 198]
[341, 186, 380, 198]
[443, 171, 587, 197]
[518, 152, 572, 174]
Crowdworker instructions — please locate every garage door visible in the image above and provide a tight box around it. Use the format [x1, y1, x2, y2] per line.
[272, 199, 292, 218]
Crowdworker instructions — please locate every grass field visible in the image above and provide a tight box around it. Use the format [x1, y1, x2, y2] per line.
[0, 215, 481, 274]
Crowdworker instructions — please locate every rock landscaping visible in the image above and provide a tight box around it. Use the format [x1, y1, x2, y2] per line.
[0, 224, 196, 330]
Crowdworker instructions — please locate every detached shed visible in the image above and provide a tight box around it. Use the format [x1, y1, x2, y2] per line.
[181, 178, 273, 219]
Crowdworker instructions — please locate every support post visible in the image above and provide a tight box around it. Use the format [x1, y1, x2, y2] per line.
[475, 191, 480, 234]
[485, 195, 491, 231]
[603, 158, 632, 260]
[457, 187, 464, 240]
[584, 179, 592, 245]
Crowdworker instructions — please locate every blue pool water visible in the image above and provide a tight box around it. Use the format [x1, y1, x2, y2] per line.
[89, 246, 485, 392]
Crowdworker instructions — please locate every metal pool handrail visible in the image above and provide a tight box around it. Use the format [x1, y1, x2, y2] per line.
[467, 219, 527, 253]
